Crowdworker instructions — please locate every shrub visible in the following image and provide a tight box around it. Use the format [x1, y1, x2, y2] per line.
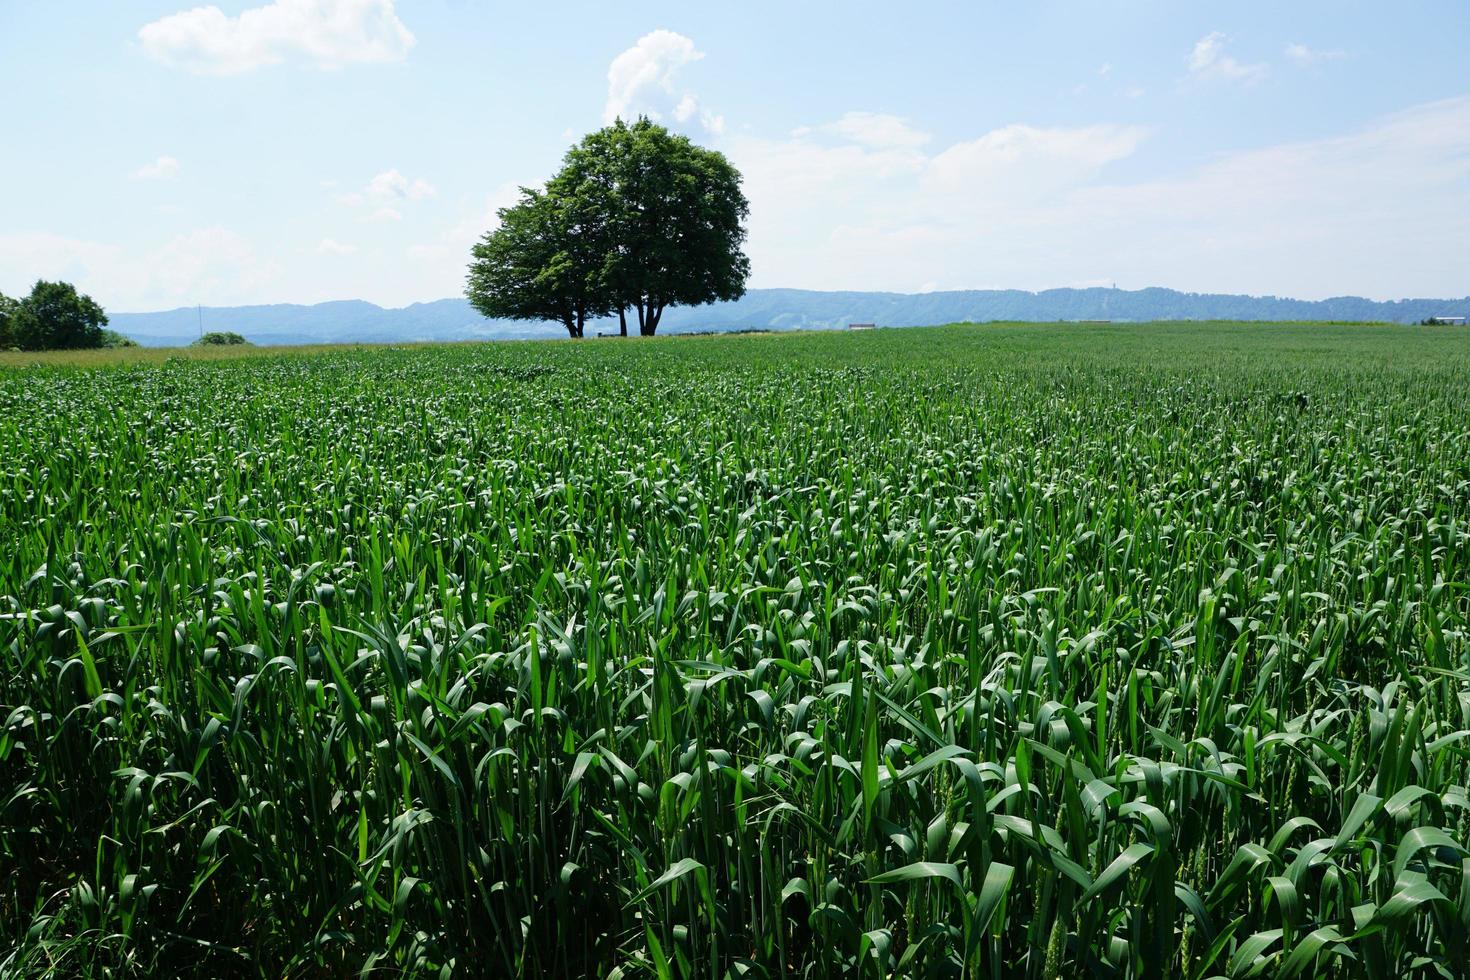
[100, 329, 140, 348]
[193, 331, 250, 346]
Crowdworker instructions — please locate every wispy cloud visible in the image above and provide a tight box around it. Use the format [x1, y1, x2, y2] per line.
[132, 155, 180, 180]
[1188, 32, 1268, 84]
[726, 96, 1470, 300]
[0, 227, 282, 310]
[1284, 43, 1347, 65]
[335, 169, 436, 221]
[405, 182, 525, 269]
[802, 112, 931, 149]
[315, 238, 357, 256]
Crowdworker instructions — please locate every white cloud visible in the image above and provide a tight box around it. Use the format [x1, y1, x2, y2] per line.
[815, 112, 931, 149]
[405, 182, 525, 271]
[1188, 32, 1268, 84]
[924, 123, 1145, 204]
[604, 30, 721, 134]
[0, 227, 282, 310]
[316, 237, 357, 255]
[0, 233, 122, 298]
[335, 169, 436, 219]
[729, 119, 1147, 294]
[132, 155, 181, 180]
[138, 0, 414, 75]
[1285, 43, 1346, 65]
[365, 169, 435, 202]
[725, 97, 1470, 301]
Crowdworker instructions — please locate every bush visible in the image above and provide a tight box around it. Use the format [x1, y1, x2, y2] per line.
[100, 329, 140, 348]
[193, 331, 250, 347]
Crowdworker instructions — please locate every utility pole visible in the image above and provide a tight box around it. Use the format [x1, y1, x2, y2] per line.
[197, 303, 203, 340]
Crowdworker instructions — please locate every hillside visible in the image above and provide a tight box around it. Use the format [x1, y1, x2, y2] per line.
[110, 286, 1470, 346]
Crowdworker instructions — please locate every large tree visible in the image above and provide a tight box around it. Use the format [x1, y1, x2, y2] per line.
[9, 280, 108, 351]
[466, 187, 611, 338]
[561, 118, 750, 335]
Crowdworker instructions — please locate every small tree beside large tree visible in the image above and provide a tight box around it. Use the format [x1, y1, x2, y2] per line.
[467, 187, 612, 338]
[466, 119, 750, 338]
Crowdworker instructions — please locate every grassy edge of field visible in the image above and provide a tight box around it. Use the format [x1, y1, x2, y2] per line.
[0, 318, 1429, 370]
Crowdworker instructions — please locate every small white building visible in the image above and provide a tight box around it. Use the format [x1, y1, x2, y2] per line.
[1426, 316, 1467, 325]
[848, 323, 876, 331]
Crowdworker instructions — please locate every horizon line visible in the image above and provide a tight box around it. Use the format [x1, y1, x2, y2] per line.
[112, 283, 1470, 316]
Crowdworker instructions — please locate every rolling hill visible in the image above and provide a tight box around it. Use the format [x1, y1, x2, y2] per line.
[110, 286, 1470, 346]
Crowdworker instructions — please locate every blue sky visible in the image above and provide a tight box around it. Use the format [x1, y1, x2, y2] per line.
[2, 1, 1467, 311]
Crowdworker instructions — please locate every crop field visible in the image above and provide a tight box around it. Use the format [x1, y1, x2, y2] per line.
[3, 321, 1470, 979]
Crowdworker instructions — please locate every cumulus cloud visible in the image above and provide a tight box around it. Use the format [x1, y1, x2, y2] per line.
[138, 0, 414, 75]
[725, 97, 1470, 300]
[1188, 32, 1268, 84]
[604, 30, 721, 133]
[1285, 43, 1346, 65]
[132, 155, 181, 180]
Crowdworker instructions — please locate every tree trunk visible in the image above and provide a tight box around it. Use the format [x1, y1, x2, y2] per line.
[618, 307, 627, 337]
[644, 303, 663, 336]
[637, 297, 652, 336]
[562, 316, 578, 338]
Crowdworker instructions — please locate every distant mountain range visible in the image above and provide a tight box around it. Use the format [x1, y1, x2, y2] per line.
[111, 287, 1470, 346]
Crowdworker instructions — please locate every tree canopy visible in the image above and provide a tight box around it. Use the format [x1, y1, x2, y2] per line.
[466, 119, 750, 338]
[4, 280, 108, 351]
[0, 292, 17, 349]
[466, 188, 612, 338]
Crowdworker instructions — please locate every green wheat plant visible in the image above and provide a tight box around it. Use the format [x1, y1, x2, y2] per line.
[1, 321, 1468, 978]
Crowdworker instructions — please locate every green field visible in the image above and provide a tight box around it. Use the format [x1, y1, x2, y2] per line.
[3, 322, 1469, 978]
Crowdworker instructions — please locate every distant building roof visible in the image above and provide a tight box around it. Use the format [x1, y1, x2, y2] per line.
[848, 322, 876, 330]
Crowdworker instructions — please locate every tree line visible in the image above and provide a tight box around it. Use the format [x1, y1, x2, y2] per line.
[0, 280, 125, 351]
[466, 119, 751, 338]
